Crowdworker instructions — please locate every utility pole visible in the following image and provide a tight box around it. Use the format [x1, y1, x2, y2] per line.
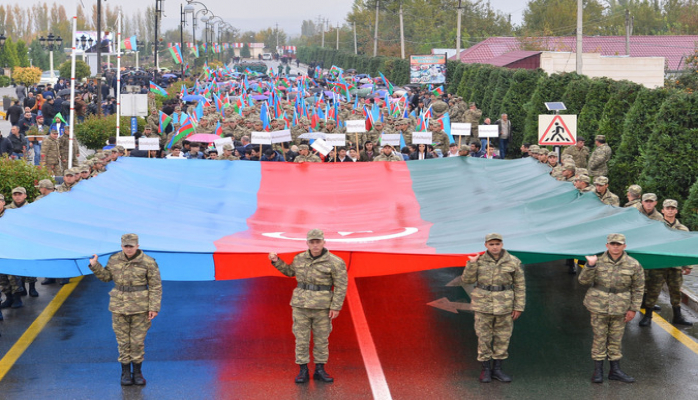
[399, 2, 405, 59]
[353, 22, 357, 55]
[456, 0, 463, 62]
[625, 9, 633, 56]
[96, 0, 102, 115]
[275, 23, 279, 49]
[576, 0, 582, 74]
[336, 22, 339, 50]
[373, 1, 379, 57]
[321, 18, 325, 48]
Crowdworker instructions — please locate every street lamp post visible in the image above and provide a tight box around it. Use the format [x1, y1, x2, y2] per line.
[39, 33, 63, 82]
[184, 1, 210, 68]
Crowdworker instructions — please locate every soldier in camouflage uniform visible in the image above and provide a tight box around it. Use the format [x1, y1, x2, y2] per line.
[294, 144, 322, 163]
[394, 119, 413, 146]
[1, 187, 37, 303]
[463, 102, 483, 140]
[579, 233, 643, 383]
[145, 108, 160, 132]
[291, 118, 310, 145]
[562, 137, 589, 169]
[56, 169, 79, 192]
[548, 152, 564, 179]
[588, 135, 612, 178]
[624, 185, 642, 210]
[88, 233, 162, 386]
[34, 179, 55, 200]
[461, 233, 525, 383]
[373, 143, 403, 162]
[429, 121, 451, 156]
[637, 193, 664, 311]
[639, 199, 693, 327]
[216, 143, 240, 160]
[268, 229, 348, 383]
[574, 175, 594, 193]
[593, 176, 620, 206]
[559, 164, 577, 182]
[40, 130, 62, 175]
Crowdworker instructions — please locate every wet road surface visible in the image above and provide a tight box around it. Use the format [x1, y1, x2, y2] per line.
[0, 261, 697, 399]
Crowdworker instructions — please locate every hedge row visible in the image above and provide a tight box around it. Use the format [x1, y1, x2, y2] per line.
[297, 47, 698, 229]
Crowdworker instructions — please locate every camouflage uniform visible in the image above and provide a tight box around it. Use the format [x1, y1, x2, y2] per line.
[562, 145, 589, 169]
[41, 135, 62, 175]
[373, 152, 403, 162]
[271, 246, 348, 364]
[463, 105, 483, 139]
[1, 196, 34, 299]
[550, 164, 564, 180]
[588, 142, 612, 178]
[578, 243, 643, 361]
[461, 248, 525, 362]
[59, 134, 79, 168]
[88, 246, 162, 364]
[430, 128, 451, 155]
[624, 199, 642, 210]
[294, 153, 322, 163]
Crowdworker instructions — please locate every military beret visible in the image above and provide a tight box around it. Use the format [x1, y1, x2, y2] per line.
[595, 135, 605, 141]
[12, 187, 26, 194]
[121, 233, 139, 246]
[299, 144, 310, 150]
[574, 175, 591, 184]
[36, 179, 55, 190]
[485, 233, 503, 242]
[222, 143, 233, 151]
[607, 233, 626, 244]
[594, 176, 609, 185]
[627, 185, 642, 196]
[663, 199, 678, 208]
[307, 229, 324, 240]
[642, 193, 658, 202]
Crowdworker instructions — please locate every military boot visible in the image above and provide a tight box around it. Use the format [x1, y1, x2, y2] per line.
[608, 360, 634, 383]
[0, 292, 12, 309]
[120, 363, 133, 386]
[672, 306, 693, 326]
[641, 294, 661, 311]
[295, 364, 310, 383]
[132, 362, 146, 385]
[639, 309, 652, 327]
[28, 282, 39, 297]
[10, 292, 23, 309]
[41, 278, 56, 285]
[313, 363, 334, 382]
[479, 360, 492, 383]
[591, 361, 604, 383]
[491, 359, 512, 382]
[17, 282, 27, 296]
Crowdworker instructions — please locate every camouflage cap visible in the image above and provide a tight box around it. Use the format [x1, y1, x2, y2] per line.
[460, 145, 470, 151]
[12, 187, 26, 194]
[469, 102, 476, 107]
[539, 148, 549, 155]
[607, 233, 626, 244]
[574, 175, 591, 184]
[547, 152, 558, 158]
[103, 149, 112, 156]
[63, 168, 76, 176]
[36, 179, 55, 189]
[431, 100, 449, 114]
[529, 145, 540, 151]
[529, 148, 539, 155]
[326, 119, 336, 125]
[575, 168, 588, 176]
[121, 233, 139, 246]
[627, 184, 642, 196]
[381, 143, 394, 149]
[222, 143, 234, 151]
[642, 193, 658, 202]
[115, 145, 126, 153]
[563, 164, 576, 171]
[594, 176, 609, 185]
[0, 194, 4, 201]
[70, 167, 81, 175]
[577, 136, 586, 142]
[299, 144, 310, 150]
[663, 199, 678, 208]
[307, 229, 324, 240]
[485, 233, 503, 242]
[80, 166, 90, 173]
[595, 135, 605, 141]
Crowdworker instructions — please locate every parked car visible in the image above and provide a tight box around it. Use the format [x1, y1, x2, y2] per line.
[262, 53, 273, 60]
[39, 70, 60, 86]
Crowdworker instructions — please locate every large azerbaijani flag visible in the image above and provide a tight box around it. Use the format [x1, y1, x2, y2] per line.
[169, 43, 183, 64]
[149, 81, 168, 96]
[121, 36, 137, 51]
[0, 157, 697, 281]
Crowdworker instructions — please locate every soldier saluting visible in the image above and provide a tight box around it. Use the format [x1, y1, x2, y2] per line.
[268, 229, 348, 384]
[461, 233, 525, 383]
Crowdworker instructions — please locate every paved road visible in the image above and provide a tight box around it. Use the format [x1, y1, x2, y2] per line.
[0, 260, 697, 399]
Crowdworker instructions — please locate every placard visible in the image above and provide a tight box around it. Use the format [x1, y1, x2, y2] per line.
[346, 120, 366, 133]
[311, 138, 333, 156]
[250, 131, 272, 145]
[116, 136, 136, 149]
[325, 134, 346, 147]
[412, 132, 433, 145]
[451, 123, 471, 136]
[214, 137, 233, 155]
[478, 125, 499, 138]
[138, 137, 160, 150]
[298, 132, 326, 140]
[380, 133, 401, 147]
[271, 129, 292, 143]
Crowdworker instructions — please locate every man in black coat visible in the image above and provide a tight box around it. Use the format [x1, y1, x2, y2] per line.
[23, 92, 37, 110]
[4, 101, 24, 125]
[41, 96, 57, 126]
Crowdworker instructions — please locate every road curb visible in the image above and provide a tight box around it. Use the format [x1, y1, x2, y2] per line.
[681, 287, 698, 313]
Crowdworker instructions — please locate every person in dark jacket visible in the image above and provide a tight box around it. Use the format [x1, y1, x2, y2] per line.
[41, 96, 57, 126]
[5, 101, 24, 125]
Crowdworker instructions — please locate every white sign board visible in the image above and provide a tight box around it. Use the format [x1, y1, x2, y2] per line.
[380, 133, 401, 147]
[251, 131, 272, 145]
[214, 137, 233, 155]
[271, 129, 292, 144]
[346, 120, 366, 133]
[451, 123, 471, 136]
[138, 137, 160, 151]
[325, 134, 346, 147]
[538, 114, 577, 145]
[478, 125, 499, 138]
[412, 132, 433, 145]
[116, 136, 136, 149]
[298, 132, 326, 140]
[311, 138, 333, 156]
[120, 94, 149, 117]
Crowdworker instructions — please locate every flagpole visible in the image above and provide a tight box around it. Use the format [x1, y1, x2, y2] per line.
[116, 13, 122, 138]
[68, 4, 78, 169]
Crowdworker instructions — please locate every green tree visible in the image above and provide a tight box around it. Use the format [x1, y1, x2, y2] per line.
[559, 73, 591, 115]
[522, 0, 606, 36]
[499, 68, 546, 158]
[240, 43, 251, 58]
[522, 72, 576, 145]
[58, 59, 92, 81]
[577, 77, 615, 140]
[682, 180, 698, 230]
[596, 80, 643, 152]
[0, 37, 21, 69]
[15, 40, 30, 67]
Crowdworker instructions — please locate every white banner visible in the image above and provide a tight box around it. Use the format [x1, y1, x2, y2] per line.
[251, 131, 272, 145]
[138, 137, 160, 150]
[298, 132, 326, 139]
[451, 123, 471, 136]
[380, 133, 401, 147]
[311, 138, 333, 156]
[116, 136, 136, 149]
[325, 134, 346, 147]
[412, 132, 433, 145]
[214, 137, 233, 155]
[345, 120, 366, 133]
[271, 129, 292, 143]
[478, 125, 499, 138]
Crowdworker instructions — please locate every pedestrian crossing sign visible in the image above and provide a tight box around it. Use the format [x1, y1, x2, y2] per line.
[538, 115, 577, 145]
